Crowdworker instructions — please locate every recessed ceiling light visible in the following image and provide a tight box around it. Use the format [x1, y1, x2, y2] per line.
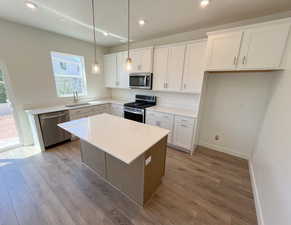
[102, 31, 109, 36]
[25, 1, 38, 10]
[138, 19, 146, 27]
[200, 0, 210, 8]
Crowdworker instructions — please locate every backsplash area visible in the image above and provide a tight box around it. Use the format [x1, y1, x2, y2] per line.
[111, 89, 200, 111]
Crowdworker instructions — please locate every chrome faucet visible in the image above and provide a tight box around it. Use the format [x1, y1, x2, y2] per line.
[73, 91, 79, 103]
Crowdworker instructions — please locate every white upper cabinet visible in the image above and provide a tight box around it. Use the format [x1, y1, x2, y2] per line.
[130, 47, 153, 73]
[206, 19, 291, 71]
[117, 51, 129, 88]
[167, 45, 186, 91]
[206, 31, 243, 71]
[237, 23, 291, 70]
[153, 47, 169, 90]
[182, 40, 207, 93]
[104, 53, 117, 88]
[153, 44, 186, 92]
[104, 51, 129, 89]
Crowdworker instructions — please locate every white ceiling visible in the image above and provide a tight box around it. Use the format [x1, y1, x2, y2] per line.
[0, 0, 291, 47]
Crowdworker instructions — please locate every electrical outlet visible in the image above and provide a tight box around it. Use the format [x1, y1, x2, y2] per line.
[215, 135, 220, 141]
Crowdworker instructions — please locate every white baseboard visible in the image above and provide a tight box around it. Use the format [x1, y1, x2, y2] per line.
[199, 141, 249, 159]
[0, 143, 21, 153]
[167, 143, 191, 154]
[249, 161, 265, 225]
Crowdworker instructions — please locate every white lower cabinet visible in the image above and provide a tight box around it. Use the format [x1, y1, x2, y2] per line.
[173, 116, 195, 150]
[146, 110, 196, 151]
[69, 104, 110, 120]
[110, 104, 124, 117]
[146, 111, 174, 144]
[69, 103, 123, 121]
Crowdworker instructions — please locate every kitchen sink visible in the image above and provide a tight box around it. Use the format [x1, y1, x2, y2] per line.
[65, 102, 90, 107]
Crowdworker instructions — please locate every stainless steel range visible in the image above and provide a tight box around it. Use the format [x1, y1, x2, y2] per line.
[124, 95, 156, 123]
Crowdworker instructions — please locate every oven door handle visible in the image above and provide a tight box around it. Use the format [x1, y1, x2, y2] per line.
[124, 109, 144, 115]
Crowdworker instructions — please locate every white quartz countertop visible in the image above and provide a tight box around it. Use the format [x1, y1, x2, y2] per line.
[147, 106, 198, 118]
[25, 99, 127, 115]
[58, 113, 169, 164]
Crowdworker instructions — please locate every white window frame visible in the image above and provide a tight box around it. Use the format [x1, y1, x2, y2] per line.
[50, 51, 88, 98]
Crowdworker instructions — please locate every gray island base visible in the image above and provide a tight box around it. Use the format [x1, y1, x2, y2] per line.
[80, 136, 167, 206]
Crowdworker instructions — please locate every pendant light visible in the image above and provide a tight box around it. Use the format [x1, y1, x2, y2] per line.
[125, 0, 132, 72]
[91, 0, 100, 74]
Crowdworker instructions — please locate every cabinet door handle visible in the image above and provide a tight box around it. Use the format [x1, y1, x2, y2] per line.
[181, 124, 187, 128]
[242, 56, 247, 65]
[233, 56, 237, 65]
[183, 84, 187, 89]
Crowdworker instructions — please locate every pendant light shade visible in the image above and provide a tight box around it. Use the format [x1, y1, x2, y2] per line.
[91, 0, 100, 74]
[125, 0, 132, 72]
[125, 57, 132, 71]
[92, 63, 100, 74]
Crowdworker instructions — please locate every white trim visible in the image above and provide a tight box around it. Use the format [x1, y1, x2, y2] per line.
[54, 74, 83, 78]
[199, 140, 249, 159]
[52, 57, 82, 65]
[50, 51, 88, 98]
[154, 38, 208, 49]
[0, 143, 21, 153]
[167, 143, 191, 154]
[249, 161, 265, 225]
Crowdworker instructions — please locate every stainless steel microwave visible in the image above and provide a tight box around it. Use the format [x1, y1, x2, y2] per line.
[129, 73, 152, 89]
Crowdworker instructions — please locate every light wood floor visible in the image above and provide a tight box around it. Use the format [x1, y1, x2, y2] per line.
[0, 141, 257, 225]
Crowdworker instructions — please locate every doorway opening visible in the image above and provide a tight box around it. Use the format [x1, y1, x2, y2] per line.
[0, 67, 20, 151]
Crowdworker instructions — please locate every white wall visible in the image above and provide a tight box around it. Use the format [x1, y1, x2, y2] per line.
[0, 19, 110, 145]
[198, 73, 274, 159]
[250, 33, 291, 225]
[112, 89, 200, 111]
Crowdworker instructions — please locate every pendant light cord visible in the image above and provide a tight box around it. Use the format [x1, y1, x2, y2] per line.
[127, 0, 130, 59]
[92, 0, 97, 64]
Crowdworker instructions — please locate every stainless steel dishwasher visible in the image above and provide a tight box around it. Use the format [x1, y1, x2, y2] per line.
[39, 110, 71, 148]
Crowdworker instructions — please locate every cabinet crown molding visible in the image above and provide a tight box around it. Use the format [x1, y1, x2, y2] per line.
[206, 17, 291, 36]
[154, 39, 207, 49]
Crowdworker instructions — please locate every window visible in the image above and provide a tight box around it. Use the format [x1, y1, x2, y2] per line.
[50, 52, 87, 97]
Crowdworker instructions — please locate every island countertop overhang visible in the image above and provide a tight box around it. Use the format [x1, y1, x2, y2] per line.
[58, 113, 169, 164]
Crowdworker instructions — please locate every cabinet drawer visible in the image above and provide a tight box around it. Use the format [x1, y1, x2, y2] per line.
[91, 104, 109, 114]
[70, 108, 91, 116]
[147, 111, 172, 119]
[174, 115, 195, 126]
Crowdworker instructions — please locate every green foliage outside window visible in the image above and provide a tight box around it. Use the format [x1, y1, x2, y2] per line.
[0, 70, 8, 103]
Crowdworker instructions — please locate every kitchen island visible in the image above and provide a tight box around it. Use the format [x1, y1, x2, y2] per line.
[58, 113, 169, 206]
